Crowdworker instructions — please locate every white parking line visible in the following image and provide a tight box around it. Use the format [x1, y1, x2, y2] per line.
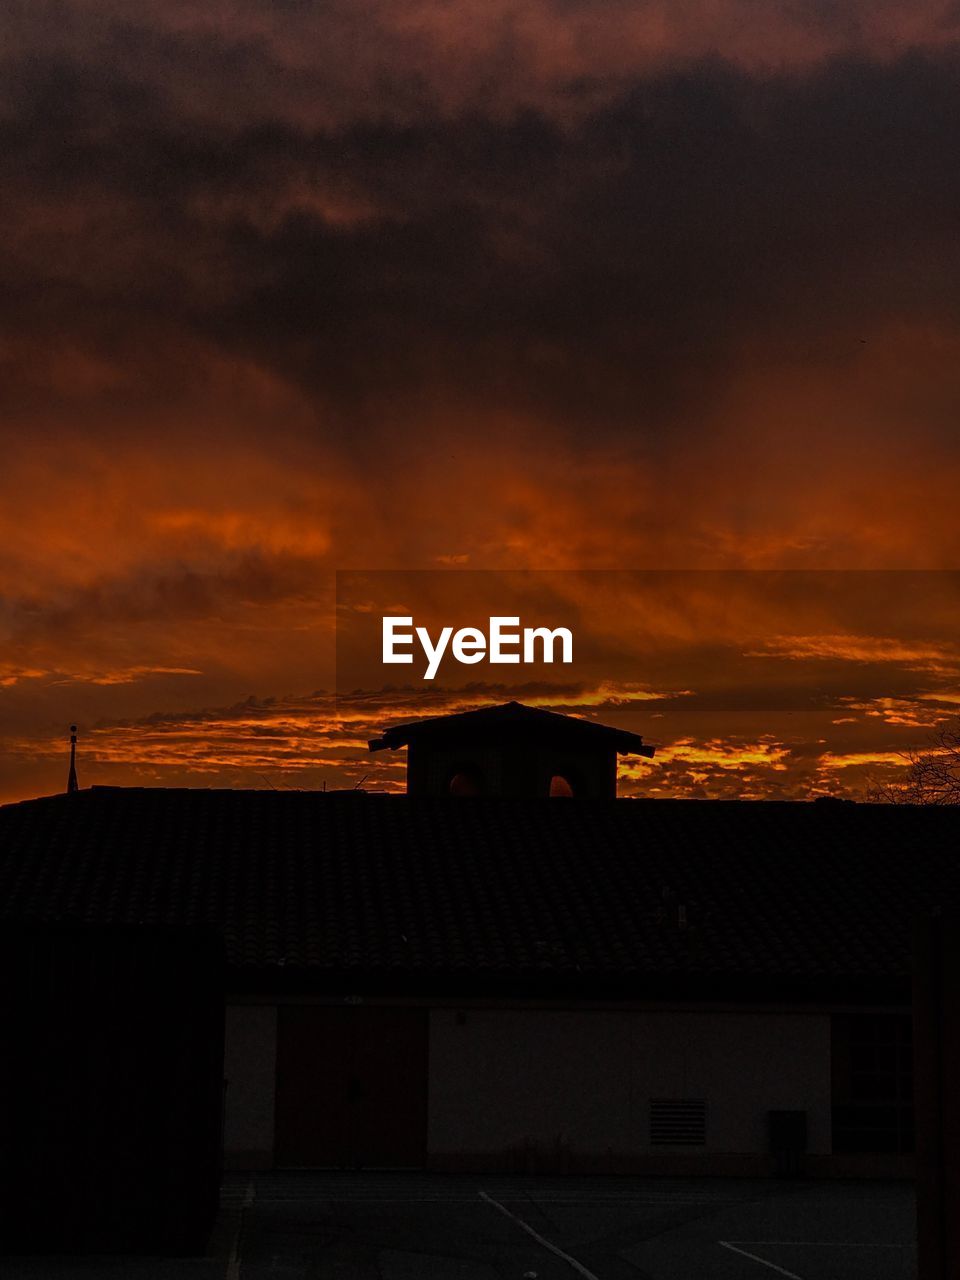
[225, 1176, 255, 1280]
[479, 1189, 601, 1280]
[726, 1241, 904, 1248]
[719, 1241, 804, 1279]
[719, 1239, 906, 1278]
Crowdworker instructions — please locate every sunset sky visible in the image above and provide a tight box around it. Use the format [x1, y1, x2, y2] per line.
[2, 1, 960, 802]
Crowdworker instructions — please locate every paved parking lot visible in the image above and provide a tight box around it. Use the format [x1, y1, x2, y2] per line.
[3, 1173, 916, 1279]
[234, 1174, 915, 1280]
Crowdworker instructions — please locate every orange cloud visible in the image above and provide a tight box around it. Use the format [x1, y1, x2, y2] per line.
[3, 4, 960, 803]
[751, 635, 960, 675]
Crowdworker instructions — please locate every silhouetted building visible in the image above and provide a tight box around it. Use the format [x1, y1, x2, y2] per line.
[368, 700, 654, 797]
[2, 764, 957, 1181]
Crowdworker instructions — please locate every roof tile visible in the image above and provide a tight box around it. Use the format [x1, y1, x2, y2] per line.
[0, 788, 956, 996]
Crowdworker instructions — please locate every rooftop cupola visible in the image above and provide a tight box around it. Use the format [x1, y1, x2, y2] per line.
[368, 700, 654, 798]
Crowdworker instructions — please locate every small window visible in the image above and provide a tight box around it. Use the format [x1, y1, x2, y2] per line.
[549, 774, 575, 797]
[650, 1098, 707, 1146]
[448, 768, 483, 796]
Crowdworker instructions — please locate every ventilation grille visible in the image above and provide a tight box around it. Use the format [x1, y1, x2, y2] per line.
[649, 1098, 707, 1146]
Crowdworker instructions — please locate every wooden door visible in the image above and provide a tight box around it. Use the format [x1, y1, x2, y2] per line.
[274, 1006, 428, 1168]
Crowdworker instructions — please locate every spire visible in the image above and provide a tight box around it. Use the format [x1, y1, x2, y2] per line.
[67, 724, 79, 794]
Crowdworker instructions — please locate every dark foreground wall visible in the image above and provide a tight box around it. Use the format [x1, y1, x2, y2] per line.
[915, 915, 960, 1280]
[0, 925, 224, 1255]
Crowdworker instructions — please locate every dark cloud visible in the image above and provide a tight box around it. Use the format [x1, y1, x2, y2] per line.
[3, 32, 960, 443]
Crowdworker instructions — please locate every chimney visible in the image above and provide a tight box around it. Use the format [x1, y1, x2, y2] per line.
[67, 725, 79, 794]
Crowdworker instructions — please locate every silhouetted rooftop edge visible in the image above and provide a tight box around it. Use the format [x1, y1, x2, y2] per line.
[368, 700, 655, 755]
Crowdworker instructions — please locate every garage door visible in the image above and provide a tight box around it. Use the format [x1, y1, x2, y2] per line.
[274, 1006, 428, 1168]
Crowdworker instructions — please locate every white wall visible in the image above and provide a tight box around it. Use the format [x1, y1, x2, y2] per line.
[224, 1004, 277, 1162]
[428, 1009, 832, 1158]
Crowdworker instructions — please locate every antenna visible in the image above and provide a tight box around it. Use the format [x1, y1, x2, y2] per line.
[67, 725, 79, 794]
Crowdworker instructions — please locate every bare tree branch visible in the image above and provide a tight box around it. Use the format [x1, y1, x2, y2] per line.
[868, 720, 960, 804]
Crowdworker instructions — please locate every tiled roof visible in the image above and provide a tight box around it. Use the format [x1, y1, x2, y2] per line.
[369, 700, 654, 756]
[0, 787, 957, 998]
